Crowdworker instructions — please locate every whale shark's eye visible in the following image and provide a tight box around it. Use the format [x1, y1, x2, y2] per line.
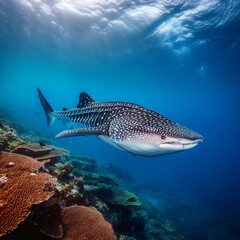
[161, 136, 166, 140]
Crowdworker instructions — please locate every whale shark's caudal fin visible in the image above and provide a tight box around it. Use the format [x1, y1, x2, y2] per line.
[37, 88, 55, 127]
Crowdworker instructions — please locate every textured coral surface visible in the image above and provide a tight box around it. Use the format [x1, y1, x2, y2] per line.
[0, 121, 25, 152]
[0, 152, 56, 237]
[61, 206, 117, 240]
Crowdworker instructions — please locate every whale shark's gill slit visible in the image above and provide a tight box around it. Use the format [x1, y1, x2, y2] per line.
[89, 111, 100, 127]
[78, 114, 83, 123]
[81, 113, 87, 124]
[84, 113, 90, 124]
[95, 112, 103, 126]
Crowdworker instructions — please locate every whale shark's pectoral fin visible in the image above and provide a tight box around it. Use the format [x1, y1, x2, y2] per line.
[55, 127, 108, 138]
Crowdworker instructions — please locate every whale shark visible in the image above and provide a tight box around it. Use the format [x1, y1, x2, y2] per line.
[37, 88, 203, 157]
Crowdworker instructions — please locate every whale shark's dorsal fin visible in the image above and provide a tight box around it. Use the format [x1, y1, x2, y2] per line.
[77, 92, 95, 108]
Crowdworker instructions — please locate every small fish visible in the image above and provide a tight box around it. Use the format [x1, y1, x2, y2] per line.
[37, 88, 203, 157]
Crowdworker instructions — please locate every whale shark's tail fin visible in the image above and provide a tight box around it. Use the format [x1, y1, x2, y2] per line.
[37, 88, 55, 127]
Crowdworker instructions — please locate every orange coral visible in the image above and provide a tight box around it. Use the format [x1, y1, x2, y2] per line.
[61, 206, 117, 240]
[0, 152, 56, 237]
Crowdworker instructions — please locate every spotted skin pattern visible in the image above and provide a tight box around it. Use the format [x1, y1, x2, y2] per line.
[53, 100, 202, 141]
[38, 89, 203, 156]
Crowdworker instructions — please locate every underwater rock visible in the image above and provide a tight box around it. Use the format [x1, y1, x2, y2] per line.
[106, 204, 146, 238]
[80, 171, 124, 190]
[94, 198, 110, 214]
[61, 205, 117, 240]
[52, 163, 73, 181]
[37, 203, 63, 239]
[70, 154, 98, 172]
[99, 188, 141, 207]
[142, 210, 184, 240]
[0, 152, 56, 237]
[55, 177, 85, 207]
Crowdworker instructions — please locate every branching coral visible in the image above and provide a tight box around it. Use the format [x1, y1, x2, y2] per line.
[0, 152, 56, 237]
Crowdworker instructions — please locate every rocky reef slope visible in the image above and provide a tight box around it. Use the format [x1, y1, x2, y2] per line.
[0, 109, 184, 240]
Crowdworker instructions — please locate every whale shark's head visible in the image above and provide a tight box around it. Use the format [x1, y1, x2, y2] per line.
[152, 135, 203, 156]
[154, 122, 203, 155]
[105, 121, 203, 157]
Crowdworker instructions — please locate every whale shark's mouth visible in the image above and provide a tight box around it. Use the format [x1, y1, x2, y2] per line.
[160, 139, 203, 150]
[99, 135, 203, 157]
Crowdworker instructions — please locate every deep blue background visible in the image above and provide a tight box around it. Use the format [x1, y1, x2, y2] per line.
[0, 1, 240, 238]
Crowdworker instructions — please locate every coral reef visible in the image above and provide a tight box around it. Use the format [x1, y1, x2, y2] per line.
[52, 163, 73, 181]
[0, 152, 56, 237]
[0, 107, 55, 145]
[55, 177, 85, 206]
[14, 143, 68, 162]
[0, 110, 185, 240]
[61, 206, 117, 240]
[0, 120, 25, 152]
[70, 154, 98, 172]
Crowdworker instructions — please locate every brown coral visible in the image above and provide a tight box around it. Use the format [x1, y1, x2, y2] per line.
[61, 206, 117, 240]
[0, 152, 56, 237]
[14, 143, 68, 162]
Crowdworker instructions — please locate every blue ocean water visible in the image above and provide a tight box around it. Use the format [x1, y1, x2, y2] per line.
[1, 1, 240, 239]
